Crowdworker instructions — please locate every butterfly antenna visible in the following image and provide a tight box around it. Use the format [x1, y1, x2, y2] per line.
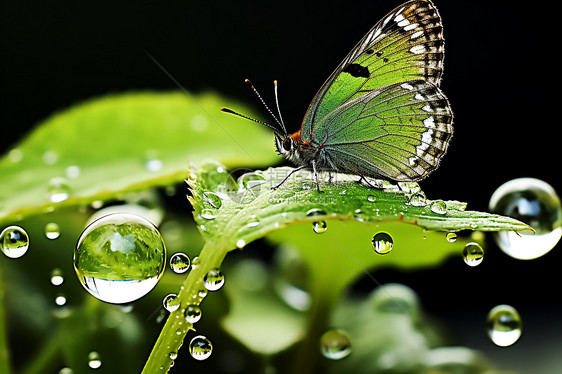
[220, 107, 283, 135]
[245, 79, 286, 134]
[273, 80, 288, 135]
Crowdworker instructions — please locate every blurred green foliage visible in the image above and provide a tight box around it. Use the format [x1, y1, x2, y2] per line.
[0, 92, 521, 374]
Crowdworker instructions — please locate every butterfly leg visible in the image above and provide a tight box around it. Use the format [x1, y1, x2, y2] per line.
[357, 175, 382, 190]
[328, 171, 333, 183]
[312, 160, 324, 193]
[271, 166, 305, 190]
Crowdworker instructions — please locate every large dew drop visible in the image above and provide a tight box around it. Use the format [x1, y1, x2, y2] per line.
[189, 335, 213, 360]
[1, 226, 29, 258]
[73, 213, 166, 304]
[319, 329, 352, 360]
[489, 178, 561, 260]
[487, 304, 522, 347]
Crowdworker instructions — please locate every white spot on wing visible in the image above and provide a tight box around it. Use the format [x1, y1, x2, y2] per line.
[423, 116, 435, 128]
[404, 23, 417, 31]
[410, 45, 427, 54]
[422, 104, 434, 113]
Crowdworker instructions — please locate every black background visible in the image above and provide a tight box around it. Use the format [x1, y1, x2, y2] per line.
[1, 0, 561, 371]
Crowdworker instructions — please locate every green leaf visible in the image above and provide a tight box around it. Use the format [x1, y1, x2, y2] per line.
[0, 91, 279, 225]
[221, 259, 305, 355]
[187, 165, 531, 249]
[141, 162, 530, 373]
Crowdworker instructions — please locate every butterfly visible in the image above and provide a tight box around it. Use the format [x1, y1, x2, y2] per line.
[222, 0, 453, 193]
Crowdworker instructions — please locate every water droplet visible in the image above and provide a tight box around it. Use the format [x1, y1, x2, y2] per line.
[312, 220, 327, 234]
[185, 304, 202, 324]
[45, 222, 61, 240]
[204, 268, 225, 291]
[91, 200, 104, 209]
[65, 165, 81, 179]
[170, 252, 190, 274]
[145, 158, 163, 172]
[163, 293, 180, 312]
[406, 192, 427, 207]
[42, 150, 58, 165]
[381, 180, 400, 192]
[446, 232, 457, 243]
[367, 195, 376, 203]
[202, 191, 222, 209]
[236, 239, 246, 249]
[371, 232, 393, 255]
[198, 288, 208, 299]
[320, 329, 352, 360]
[487, 304, 522, 347]
[200, 209, 216, 220]
[398, 182, 421, 194]
[189, 335, 213, 360]
[489, 178, 562, 260]
[88, 351, 102, 369]
[430, 200, 447, 215]
[246, 215, 260, 228]
[47, 177, 70, 203]
[54, 294, 67, 306]
[306, 208, 327, 217]
[191, 256, 201, 269]
[73, 213, 166, 304]
[1, 226, 29, 258]
[353, 209, 365, 222]
[58, 367, 73, 374]
[463, 242, 484, 266]
[169, 351, 178, 360]
[238, 172, 267, 190]
[51, 268, 64, 286]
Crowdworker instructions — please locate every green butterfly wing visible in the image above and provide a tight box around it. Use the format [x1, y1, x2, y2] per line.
[316, 80, 453, 181]
[301, 0, 445, 142]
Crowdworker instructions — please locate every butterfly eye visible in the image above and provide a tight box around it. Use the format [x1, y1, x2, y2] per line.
[282, 137, 292, 151]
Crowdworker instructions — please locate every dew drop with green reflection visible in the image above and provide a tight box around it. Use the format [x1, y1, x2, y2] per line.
[320, 329, 352, 360]
[204, 268, 225, 291]
[489, 178, 561, 260]
[371, 232, 393, 255]
[189, 335, 213, 360]
[487, 304, 522, 347]
[1, 225, 29, 259]
[170, 252, 190, 274]
[73, 213, 166, 304]
[462, 242, 484, 267]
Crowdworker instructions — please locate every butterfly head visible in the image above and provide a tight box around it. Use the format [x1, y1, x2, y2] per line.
[274, 133, 292, 156]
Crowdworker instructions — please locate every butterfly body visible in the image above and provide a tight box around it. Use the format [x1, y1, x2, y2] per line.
[223, 0, 453, 192]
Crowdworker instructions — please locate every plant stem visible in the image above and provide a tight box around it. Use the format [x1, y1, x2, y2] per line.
[0, 266, 12, 374]
[20, 331, 62, 374]
[141, 238, 229, 374]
